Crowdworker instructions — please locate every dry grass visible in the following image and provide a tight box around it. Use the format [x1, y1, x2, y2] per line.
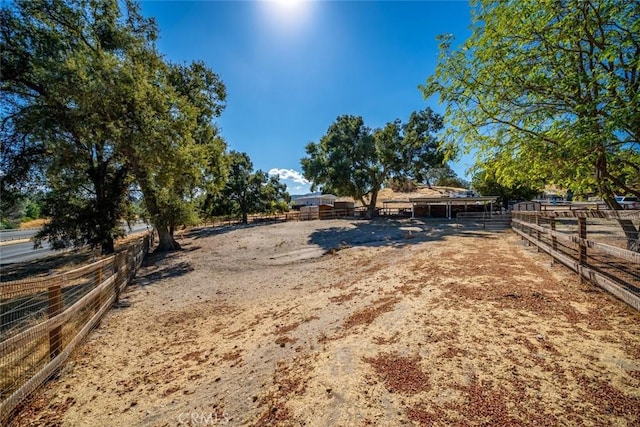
[342, 296, 400, 330]
[8, 219, 640, 426]
[18, 219, 48, 229]
[364, 353, 430, 394]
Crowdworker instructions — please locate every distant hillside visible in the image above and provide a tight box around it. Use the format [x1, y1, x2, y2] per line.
[335, 186, 470, 208]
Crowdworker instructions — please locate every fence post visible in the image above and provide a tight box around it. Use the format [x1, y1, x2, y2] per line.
[577, 217, 587, 283]
[550, 217, 557, 263]
[96, 262, 104, 288]
[48, 278, 63, 360]
[578, 217, 587, 265]
[96, 261, 105, 313]
[535, 215, 541, 252]
[114, 252, 124, 304]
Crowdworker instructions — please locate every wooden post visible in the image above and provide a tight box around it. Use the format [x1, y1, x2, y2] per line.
[97, 264, 103, 286]
[113, 254, 120, 305]
[48, 280, 63, 360]
[535, 215, 541, 252]
[550, 217, 557, 252]
[578, 217, 587, 266]
[96, 262, 105, 312]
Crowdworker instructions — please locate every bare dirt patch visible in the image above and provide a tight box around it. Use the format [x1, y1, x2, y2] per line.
[9, 219, 640, 426]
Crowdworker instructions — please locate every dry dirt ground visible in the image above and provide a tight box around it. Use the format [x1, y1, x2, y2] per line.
[10, 219, 640, 426]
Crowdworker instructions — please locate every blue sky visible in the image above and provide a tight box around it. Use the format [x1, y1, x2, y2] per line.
[139, 0, 473, 194]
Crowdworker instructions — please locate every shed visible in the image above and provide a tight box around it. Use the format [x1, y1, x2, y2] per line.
[333, 201, 355, 217]
[408, 196, 499, 219]
[300, 205, 320, 220]
[293, 194, 337, 208]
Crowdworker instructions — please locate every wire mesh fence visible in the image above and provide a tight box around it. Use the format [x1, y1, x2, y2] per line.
[0, 234, 151, 422]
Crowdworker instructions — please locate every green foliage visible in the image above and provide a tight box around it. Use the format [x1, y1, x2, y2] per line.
[472, 168, 540, 210]
[24, 200, 41, 220]
[207, 151, 289, 223]
[394, 109, 446, 185]
[36, 186, 127, 250]
[301, 110, 444, 217]
[1, 0, 228, 252]
[1, 0, 153, 253]
[116, 55, 227, 250]
[422, 0, 640, 208]
[0, 190, 43, 227]
[302, 115, 375, 206]
[423, 164, 468, 188]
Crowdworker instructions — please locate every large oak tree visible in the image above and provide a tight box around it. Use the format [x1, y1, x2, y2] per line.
[301, 109, 444, 218]
[1, 0, 226, 252]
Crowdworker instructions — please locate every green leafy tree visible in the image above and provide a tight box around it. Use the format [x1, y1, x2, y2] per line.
[1, 0, 227, 252]
[120, 57, 227, 250]
[208, 151, 289, 224]
[422, 0, 639, 249]
[1, 0, 151, 253]
[24, 198, 42, 220]
[472, 168, 540, 210]
[424, 164, 468, 188]
[395, 109, 446, 186]
[301, 110, 444, 218]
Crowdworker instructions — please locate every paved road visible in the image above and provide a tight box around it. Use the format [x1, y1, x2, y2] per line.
[0, 228, 39, 242]
[0, 223, 151, 266]
[0, 240, 59, 265]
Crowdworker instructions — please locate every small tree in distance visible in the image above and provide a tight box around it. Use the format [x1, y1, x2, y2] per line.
[207, 151, 290, 224]
[472, 168, 540, 210]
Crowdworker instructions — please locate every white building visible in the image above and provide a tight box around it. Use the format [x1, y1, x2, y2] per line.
[292, 194, 337, 207]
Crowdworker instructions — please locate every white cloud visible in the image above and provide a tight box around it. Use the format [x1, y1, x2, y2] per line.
[268, 168, 310, 185]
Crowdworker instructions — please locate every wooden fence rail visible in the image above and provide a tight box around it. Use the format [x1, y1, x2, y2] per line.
[201, 209, 365, 226]
[512, 211, 640, 311]
[456, 212, 512, 229]
[0, 233, 151, 423]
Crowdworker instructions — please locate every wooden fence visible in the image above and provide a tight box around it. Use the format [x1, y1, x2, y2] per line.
[201, 209, 365, 226]
[0, 233, 152, 422]
[456, 212, 512, 229]
[512, 210, 640, 311]
[201, 212, 302, 227]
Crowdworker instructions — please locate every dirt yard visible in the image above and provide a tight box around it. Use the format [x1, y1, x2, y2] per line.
[10, 219, 640, 426]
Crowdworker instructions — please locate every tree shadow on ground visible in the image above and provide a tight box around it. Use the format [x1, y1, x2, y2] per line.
[185, 221, 273, 240]
[132, 250, 194, 288]
[308, 218, 506, 252]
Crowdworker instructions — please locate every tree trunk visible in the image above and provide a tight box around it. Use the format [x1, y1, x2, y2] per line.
[594, 151, 639, 251]
[618, 219, 639, 252]
[366, 190, 379, 219]
[242, 211, 248, 224]
[127, 165, 181, 252]
[156, 225, 181, 252]
[101, 237, 115, 255]
[602, 190, 639, 252]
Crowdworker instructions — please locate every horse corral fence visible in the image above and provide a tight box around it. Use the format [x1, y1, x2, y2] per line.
[0, 234, 152, 422]
[455, 212, 512, 230]
[512, 210, 640, 311]
[1, 209, 639, 422]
